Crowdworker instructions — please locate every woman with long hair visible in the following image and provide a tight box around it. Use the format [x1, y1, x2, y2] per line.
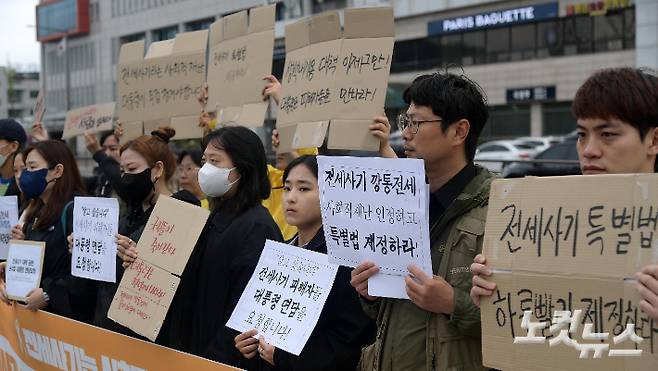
[0, 140, 92, 322]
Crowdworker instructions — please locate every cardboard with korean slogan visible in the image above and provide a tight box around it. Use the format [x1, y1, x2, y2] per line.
[276, 7, 394, 153]
[207, 4, 275, 127]
[481, 174, 658, 371]
[108, 195, 209, 341]
[116, 30, 207, 141]
[5, 240, 45, 301]
[62, 102, 115, 139]
[33, 89, 45, 123]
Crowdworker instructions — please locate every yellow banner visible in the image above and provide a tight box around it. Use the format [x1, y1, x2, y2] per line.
[0, 303, 240, 371]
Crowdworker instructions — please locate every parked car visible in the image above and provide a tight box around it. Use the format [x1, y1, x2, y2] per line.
[513, 136, 562, 152]
[474, 140, 538, 172]
[502, 138, 581, 178]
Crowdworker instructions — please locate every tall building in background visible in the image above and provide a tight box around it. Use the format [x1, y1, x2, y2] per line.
[38, 0, 657, 141]
[0, 69, 40, 122]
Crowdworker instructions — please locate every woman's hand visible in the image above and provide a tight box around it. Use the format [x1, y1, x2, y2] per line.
[11, 224, 24, 240]
[258, 335, 275, 366]
[25, 288, 48, 311]
[67, 233, 74, 254]
[116, 234, 138, 268]
[234, 329, 259, 359]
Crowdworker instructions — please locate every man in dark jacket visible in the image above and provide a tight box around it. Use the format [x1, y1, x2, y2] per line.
[351, 72, 494, 371]
[0, 119, 27, 197]
[83, 131, 121, 197]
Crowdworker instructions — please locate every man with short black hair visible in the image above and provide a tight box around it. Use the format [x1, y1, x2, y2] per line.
[471, 67, 658, 322]
[0, 119, 27, 197]
[352, 72, 494, 371]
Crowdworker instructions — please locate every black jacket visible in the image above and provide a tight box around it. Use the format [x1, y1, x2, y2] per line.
[25, 199, 98, 324]
[86, 151, 121, 198]
[268, 229, 375, 371]
[161, 203, 283, 369]
[93, 191, 201, 334]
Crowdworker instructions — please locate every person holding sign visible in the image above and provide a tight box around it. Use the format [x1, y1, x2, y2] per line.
[471, 67, 658, 323]
[0, 140, 96, 321]
[154, 126, 282, 368]
[89, 127, 200, 334]
[83, 131, 122, 199]
[350, 72, 495, 371]
[0, 119, 27, 199]
[234, 155, 375, 370]
[177, 149, 208, 209]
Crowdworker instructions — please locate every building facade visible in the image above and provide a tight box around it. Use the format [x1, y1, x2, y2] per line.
[38, 0, 657, 140]
[0, 69, 40, 123]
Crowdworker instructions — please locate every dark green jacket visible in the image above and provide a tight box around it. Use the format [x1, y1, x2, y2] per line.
[359, 166, 497, 371]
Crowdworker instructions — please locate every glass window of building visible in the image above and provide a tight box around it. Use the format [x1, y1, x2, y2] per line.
[543, 102, 575, 136]
[481, 105, 530, 140]
[537, 20, 563, 57]
[440, 33, 462, 65]
[486, 27, 510, 63]
[152, 25, 178, 42]
[624, 7, 635, 48]
[462, 31, 485, 65]
[391, 40, 417, 73]
[416, 36, 441, 70]
[185, 18, 215, 31]
[563, 16, 593, 55]
[511, 24, 536, 61]
[594, 12, 623, 52]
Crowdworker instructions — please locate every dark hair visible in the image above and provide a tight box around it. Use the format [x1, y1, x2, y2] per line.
[202, 126, 270, 213]
[120, 127, 177, 181]
[178, 148, 203, 167]
[283, 155, 318, 183]
[23, 140, 87, 230]
[403, 71, 489, 161]
[573, 67, 658, 140]
[99, 131, 117, 147]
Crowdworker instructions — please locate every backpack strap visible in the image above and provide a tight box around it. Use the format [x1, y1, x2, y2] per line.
[60, 200, 74, 236]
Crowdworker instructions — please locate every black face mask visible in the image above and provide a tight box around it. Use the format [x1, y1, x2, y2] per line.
[115, 168, 154, 206]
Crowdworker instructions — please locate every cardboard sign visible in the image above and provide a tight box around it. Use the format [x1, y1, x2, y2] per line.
[481, 174, 658, 371]
[118, 120, 145, 144]
[116, 30, 208, 140]
[207, 4, 275, 127]
[5, 240, 45, 301]
[62, 102, 115, 139]
[71, 197, 120, 283]
[33, 90, 45, 123]
[276, 7, 394, 152]
[317, 156, 431, 299]
[0, 196, 19, 260]
[226, 240, 338, 355]
[108, 195, 209, 341]
[0, 304, 241, 371]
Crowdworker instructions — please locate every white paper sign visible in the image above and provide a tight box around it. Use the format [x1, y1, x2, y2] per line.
[6, 240, 45, 301]
[71, 197, 120, 282]
[226, 240, 338, 356]
[0, 196, 19, 260]
[317, 156, 432, 298]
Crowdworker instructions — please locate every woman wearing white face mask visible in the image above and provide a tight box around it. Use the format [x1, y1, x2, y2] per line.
[137, 126, 283, 368]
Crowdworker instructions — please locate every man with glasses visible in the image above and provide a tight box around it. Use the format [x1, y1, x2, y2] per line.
[352, 72, 495, 371]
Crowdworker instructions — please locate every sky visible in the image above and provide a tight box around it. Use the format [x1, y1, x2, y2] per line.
[0, 0, 41, 71]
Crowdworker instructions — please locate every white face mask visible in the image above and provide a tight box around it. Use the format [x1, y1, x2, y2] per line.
[0, 144, 10, 168]
[197, 163, 239, 197]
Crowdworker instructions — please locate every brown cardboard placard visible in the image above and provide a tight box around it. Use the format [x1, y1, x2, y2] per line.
[118, 121, 144, 144]
[481, 174, 658, 370]
[275, 7, 394, 152]
[108, 195, 209, 341]
[207, 4, 275, 127]
[116, 31, 208, 139]
[33, 90, 45, 123]
[62, 102, 116, 139]
[134, 195, 209, 275]
[107, 258, 179, 342]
